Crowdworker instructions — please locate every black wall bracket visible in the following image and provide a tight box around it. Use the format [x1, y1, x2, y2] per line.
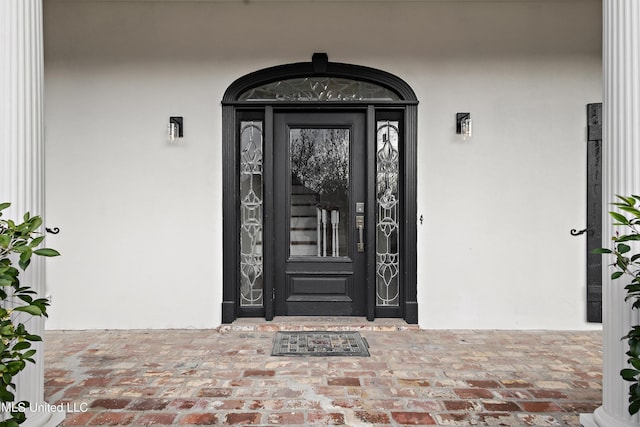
[312, 52, 329, 74]
[570, 228, 594, 236]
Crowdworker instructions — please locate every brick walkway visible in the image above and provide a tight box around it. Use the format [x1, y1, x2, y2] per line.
[44, 319, 602, 426]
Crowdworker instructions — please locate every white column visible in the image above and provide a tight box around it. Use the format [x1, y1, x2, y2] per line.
[0, 1, 64, 426]
[582, 1, 640, 426]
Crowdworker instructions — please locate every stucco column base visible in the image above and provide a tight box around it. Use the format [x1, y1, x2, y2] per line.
[582, 407, 640, 427]
[21, 411, 66, 427]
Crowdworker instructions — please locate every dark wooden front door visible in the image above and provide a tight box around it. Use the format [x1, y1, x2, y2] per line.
[274, 112, 367, 316]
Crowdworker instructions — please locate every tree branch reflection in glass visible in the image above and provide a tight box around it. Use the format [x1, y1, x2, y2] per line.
[289, 128, 350, 258]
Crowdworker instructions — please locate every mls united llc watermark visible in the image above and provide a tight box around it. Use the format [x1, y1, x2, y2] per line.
[1, 402, 88, 414]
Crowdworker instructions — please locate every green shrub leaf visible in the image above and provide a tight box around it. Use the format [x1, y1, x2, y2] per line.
[26, 216, 42, 233]
[616, 234, 640, 243]
[592, 248, 612, 254]
[30, 236, 45, 248]
[619, 243, 632, 254]
[621, 368, 640, 381]
[619, 206, 640, 217]
[22, 350, 36, 360]
[611, 211, 631, 225]
[616, 195, 636, 206]
[13, 305, 42, 316]
[12, 342, 30, 351]
[33, 248, 60, 257]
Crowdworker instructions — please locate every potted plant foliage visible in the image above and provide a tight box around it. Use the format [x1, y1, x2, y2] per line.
[0, 202, 59, 427]
[594, 195, 640, 415]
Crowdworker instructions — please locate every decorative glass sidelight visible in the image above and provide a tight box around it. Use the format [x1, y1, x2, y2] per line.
[239, 77, 401, 102]
[289, 128, 350, 257]
[376, 121, 400, 306]
[239, 121, 264, 307]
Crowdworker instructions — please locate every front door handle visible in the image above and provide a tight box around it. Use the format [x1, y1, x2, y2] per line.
[356, 215, 365, 252]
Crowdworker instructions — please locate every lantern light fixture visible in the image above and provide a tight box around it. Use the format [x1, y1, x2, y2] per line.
[456, 112, 472, 140]
[168, 116, 183, 143]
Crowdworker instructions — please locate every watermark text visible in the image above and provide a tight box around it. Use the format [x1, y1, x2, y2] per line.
[1, 402, 88, 414]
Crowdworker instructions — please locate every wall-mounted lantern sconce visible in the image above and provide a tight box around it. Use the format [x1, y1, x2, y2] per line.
[168, 116, 184, 143]
[456, 113, 472, 140]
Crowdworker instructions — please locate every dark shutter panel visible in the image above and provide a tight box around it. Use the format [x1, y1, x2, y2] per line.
[586, 103, 602, 323]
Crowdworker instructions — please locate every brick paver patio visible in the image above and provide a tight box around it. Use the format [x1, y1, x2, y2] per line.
[44, 319, 602, 426]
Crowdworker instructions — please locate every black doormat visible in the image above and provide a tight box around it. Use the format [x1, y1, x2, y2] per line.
[271, 331, 370, 357]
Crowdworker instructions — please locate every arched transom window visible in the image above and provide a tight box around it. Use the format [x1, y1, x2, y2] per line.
[238, 77, 401, 101]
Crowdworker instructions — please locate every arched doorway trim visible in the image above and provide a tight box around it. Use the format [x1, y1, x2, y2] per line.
[221, 53, 418, 324]
[223, 53, 418, 103]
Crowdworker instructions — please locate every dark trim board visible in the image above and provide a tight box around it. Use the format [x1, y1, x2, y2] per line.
[221, 104, 239, 323]
[366, 106, 376, 321]
[586, 103, 602, 323]
[221, 54, 419, 324]
[264, 106, 275, 321]
[403, 104, 419, 323]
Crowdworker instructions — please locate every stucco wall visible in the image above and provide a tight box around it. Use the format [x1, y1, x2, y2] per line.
[43, 0, 602, 329]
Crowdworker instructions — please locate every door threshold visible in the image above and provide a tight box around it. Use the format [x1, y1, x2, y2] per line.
[218, 317, 419, 333]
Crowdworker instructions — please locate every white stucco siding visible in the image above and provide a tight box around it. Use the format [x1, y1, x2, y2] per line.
[44, 64, 222, 329]
[43, 0, 602, 329]
[419, 56, 601, 329]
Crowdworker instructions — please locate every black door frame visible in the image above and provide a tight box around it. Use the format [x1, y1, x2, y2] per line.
[221, 54, 419, 323]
